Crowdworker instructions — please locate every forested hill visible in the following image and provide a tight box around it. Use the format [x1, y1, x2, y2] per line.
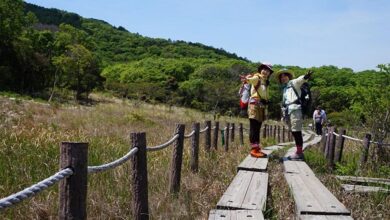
[24, 3, 247, 64]
[1, 1, 388, 137]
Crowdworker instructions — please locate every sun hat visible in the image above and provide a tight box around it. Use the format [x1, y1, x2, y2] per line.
[275, 69, 294, 83]
[257, 62, 274, 74]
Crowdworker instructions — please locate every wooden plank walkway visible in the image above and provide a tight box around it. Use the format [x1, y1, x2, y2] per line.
[336, 175, 390, 186]
[216, 170, 268, 210]
[299, 215, 354, 220]
[284, 161, 351, 216]
[341, 184, 390, 193]
[283, 132, 353, 219]
[237, 149, 272, 172]
[210, 130, 353, 219]
[209, 209, 264, 220]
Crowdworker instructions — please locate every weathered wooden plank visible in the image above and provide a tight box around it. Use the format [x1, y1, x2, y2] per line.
[285, 172, 324, 213]
[237, 150, 271, 172]
[336, 175, 390, 186]
[285, 170, 350, 215]
[299, 214, 353, 220]
[341, 184, 390, 193]
[241, 171, 268, 210]
[278, 141, 294, 146]
[237, 155, 268, 172]
[209, 209, 264, 220]
[284, 160, 315, 176]
[264, 145, 285, 151]
[217, 171, 268, 210]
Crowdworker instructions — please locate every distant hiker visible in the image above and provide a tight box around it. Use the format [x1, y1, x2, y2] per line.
[239, 63, 273, 158]
[313, 106, 327, 135]
[277, 69, 313, 161]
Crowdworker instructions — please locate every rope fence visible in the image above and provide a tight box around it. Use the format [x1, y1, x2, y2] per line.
[199, 126, 209, 133]
[332, 131, 390, 146]
[321, 127, 389, 171]
[0, 168, 73, 209]
[184, 130, 195, 138]
[88, 147, 139, 173]
[0, 120, 281, 219]
[147, 134, 179, 151]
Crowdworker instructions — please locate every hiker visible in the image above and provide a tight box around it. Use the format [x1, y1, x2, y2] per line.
[276, 69, 313, 160]
[239, 63, 273, 158]
[313, 106, 327, 135]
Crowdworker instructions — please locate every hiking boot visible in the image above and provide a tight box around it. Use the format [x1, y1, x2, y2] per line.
[250, 147, 267, 158]
[287, 153, 305, 161]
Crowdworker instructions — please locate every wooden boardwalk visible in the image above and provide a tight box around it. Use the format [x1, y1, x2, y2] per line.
[283, 133, 353, 219]
[209, 130, 354, 219]
[208, 132, 311, 219]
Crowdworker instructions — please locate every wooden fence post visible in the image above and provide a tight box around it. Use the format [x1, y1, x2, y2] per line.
[130, 132, 149, 220]
[273, 125, 277, 140]
[224, 122, 230, 151]
[268, 125, 272, 138]
[212, 121, 219, 150]
[239, 123, 244, 146]
[359, 133, 372, 169]
[59, 142, 88, 220]
[190, 123, 200, 172]
[231, 123, 235, 143]
[263, 124, 267, 139]
[335, 128, 346, 163]
[282, 126, 285, 142]
[205, 120, 211, 152]
[169, 124, 185, 193]
[277, 126, 281, 143]
[321, 127, 328, 153]
[327, 127, 336, 170]
[324, 127, 332, 157]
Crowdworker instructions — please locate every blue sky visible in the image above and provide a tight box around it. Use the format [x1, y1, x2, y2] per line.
[25, 0, 389, 72]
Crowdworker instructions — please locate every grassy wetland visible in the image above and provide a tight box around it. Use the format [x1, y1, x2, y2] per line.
[0, 94, 389, 219]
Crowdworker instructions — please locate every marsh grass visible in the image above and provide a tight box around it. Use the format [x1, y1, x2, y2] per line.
[1, 94, 389, 219]
[0, 95, 249, 219]
[305, 140, 390, 219]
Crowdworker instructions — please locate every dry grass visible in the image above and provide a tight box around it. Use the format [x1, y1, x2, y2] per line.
[265, 149, 295, 220]
[305, 142, 390, 220]
[1, 94, 389, 219]
[0, 95, 248, 219]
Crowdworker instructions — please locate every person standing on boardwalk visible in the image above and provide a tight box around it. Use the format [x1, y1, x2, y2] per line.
[276, 69, 313, 160]
[240, 63, 273, 158]
[313, 106, 327, 135]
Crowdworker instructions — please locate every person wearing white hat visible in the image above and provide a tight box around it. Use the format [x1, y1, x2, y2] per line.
[240, 63, 273, 158]
[276, 69, 313, 160]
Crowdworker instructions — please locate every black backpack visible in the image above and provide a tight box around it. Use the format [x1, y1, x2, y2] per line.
[291, 82, 312, 114]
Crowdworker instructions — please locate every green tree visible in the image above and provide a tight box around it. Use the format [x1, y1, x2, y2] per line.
[53, 44, 101, 100]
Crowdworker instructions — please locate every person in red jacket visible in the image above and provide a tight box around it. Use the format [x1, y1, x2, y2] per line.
[240, 63, 273, 158]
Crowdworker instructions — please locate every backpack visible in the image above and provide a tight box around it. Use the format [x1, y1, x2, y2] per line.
[238, 81, 261, 110]
[238, 83, 251, 110]
[291, 82, 312, 114]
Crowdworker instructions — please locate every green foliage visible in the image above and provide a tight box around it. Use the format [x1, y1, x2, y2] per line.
[1, 2, 389, 126]
[0, 0, 24, 45]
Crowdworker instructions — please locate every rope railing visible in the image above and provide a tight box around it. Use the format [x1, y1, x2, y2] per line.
[0, 168, 73, 210]
[147, 134, 180, 151]
[88, 147, 139, 174]
[332, 131, 390, 146]
[184, 130, 195, 138]
[1, 121, 250, 217]
[199, 126, 209, 133]
[370, 141, 390, 146]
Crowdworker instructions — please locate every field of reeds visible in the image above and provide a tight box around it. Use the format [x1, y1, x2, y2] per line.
[0, 93, 389, 219]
